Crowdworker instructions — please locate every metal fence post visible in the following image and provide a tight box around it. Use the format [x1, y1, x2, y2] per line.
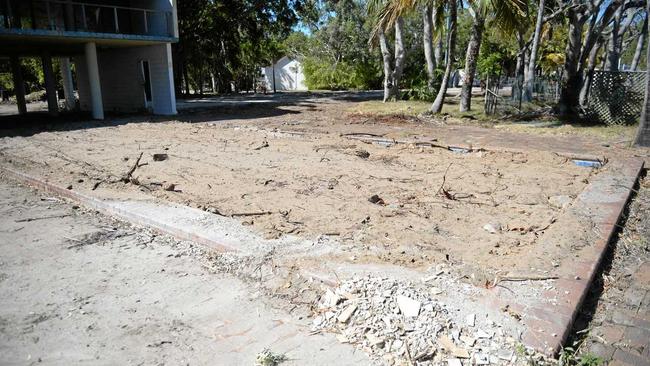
[81, 3, 86, 30]
[143, 10, 148, 34]
[113, 7, 119, 33]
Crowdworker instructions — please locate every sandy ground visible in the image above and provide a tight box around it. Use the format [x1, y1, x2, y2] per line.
[0, 96, 606, 277]
[0, 178, 370, 365]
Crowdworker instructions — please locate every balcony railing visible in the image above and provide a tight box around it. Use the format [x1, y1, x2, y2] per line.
[1, 0, 174, 38]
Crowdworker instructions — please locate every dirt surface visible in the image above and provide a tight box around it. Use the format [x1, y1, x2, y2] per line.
[0, 96, 613, 277]
[0, 177, 371, 365]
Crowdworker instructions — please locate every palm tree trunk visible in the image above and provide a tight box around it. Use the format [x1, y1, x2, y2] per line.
[523, 0, 545, 102]
[635, 1, 650, 147]
[379, 28, 394, 102]
[423, 5, 436, 89]
[631, 16, 647, 71]
[431, 0, 457, 113]
[390, 17, 406, 99]
[459, 11, 484, 112]
[434, 37, 443, 66]
[432, 5, 444, 67]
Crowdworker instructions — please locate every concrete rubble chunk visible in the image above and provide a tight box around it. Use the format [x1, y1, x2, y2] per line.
[396, 295, 421, 317]
[460, 335, 476, 347]
[483, 223, 501, 234]
[466, 313, 475, 327]
[474, 353, 490, 365]
[337, 303, 358, 323]
[322, 289, 340, 308]
[548, 195, 572, 209]
[365, 333, 385, 347]
[497, 349, 514, 361]
[309, 276, 541, 365]
[475, 329, 493, 339]
[437, 335, 470, 359]
[447, 358, 463, 366]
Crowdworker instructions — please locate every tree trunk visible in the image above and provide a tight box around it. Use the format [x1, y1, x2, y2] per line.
[513, 32, 526, 101]
[198, 67, 204, 96]
[432, 5, 444, 67]
[423, 5, 436, 89]
[390, 17, 406, 100]
[631, 16, 647, 71]
[606, 7, 624, 71]
[434, 37, 443, 67]
[379, 28, 394, 102]
[272, 62, 277, 93]
[635, 0, 650, 146]
[600, 39, 609, 69]
[579, 39, 603, 106]
[459, 11, 484, 112]
[431, 0, 457, 113]
[183, 63, 190, 96]
[557, 10, 584, 115]
[523, 0, 545, 102]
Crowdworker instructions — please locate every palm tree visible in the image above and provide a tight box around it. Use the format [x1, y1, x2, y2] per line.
[369, 0, 408, 102]
[431, 0, 457, 113]
[372, 0, 525, 113]
[423, 1, 446, 89]
[459, 0, 526, 112]
[423, 4, 437, 89]
[371, 0, 458, 113]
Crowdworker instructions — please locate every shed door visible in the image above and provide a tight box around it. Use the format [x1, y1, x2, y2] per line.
[140, 60, 152, 107]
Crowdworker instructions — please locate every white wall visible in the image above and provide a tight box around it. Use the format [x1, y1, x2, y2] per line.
[75, 43, 176, 115]
[261, 57, 307, 91]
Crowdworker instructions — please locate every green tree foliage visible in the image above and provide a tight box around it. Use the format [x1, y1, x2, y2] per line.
[0, 58, 47, 95]
[174, 0, 300, 95]
[285, 0, 383, 90]
[477, 28, 517, 78]
[286, 0, 437, 92]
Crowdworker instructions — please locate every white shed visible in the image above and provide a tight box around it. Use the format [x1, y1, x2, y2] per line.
[261, 57, 307, 92]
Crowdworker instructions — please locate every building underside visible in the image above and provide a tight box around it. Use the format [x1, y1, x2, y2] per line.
[1, 0, 179, 119]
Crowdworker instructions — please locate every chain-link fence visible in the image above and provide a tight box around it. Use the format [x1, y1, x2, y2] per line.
[483, 70, 646, 124]
[586, 70, 646, 125]
[484, 74, 560, 115]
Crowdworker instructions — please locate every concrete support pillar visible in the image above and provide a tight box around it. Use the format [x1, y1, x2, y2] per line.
[9, 56, 27, 115]
[151, 43, 177, 115]
[59, 57, 75, 110]
[41, 53, 59, 116]
[84, 42, 104, 120]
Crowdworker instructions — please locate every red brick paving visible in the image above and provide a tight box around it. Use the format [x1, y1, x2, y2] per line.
[582, 176, 650, 365]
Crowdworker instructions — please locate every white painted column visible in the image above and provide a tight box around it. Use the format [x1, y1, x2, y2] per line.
[84, 42, 104, 120]
[59, 57, 75, 110]
[151, 43, 177, 115]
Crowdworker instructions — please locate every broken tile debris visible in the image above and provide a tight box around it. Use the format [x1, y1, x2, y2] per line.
[311, 276, 552, 365]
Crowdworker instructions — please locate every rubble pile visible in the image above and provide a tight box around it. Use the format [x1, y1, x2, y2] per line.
[312, 277, 546, 365]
